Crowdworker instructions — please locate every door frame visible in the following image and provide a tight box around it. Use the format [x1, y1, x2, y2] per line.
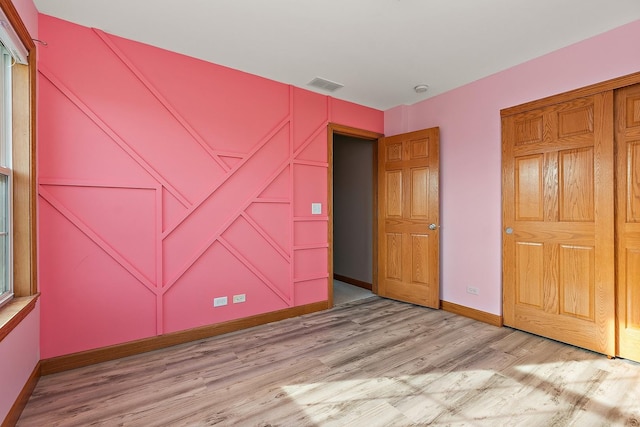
[500, 71, 640, 116]
[328, 123, 384, 307]
[500, 70, 640, 357]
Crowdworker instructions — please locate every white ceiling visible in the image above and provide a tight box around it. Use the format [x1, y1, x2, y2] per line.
[33, 0, 640, 111]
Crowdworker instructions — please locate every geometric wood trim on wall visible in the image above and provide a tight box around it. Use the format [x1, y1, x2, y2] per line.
[39, 62, 309, 333]
[37, 18, 340, 357]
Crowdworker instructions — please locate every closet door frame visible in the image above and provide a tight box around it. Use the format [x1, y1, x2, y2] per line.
[501, 70, 640, 359]
[501, 73, 640, 117]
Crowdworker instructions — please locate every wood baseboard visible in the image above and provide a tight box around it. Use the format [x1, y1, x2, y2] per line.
[2, 361, 40, 427]
[41, 301, 328, 376]
[333, 274, 372, 291]
[440, 300, 503, 327]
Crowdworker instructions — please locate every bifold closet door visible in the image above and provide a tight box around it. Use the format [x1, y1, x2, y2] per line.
[502, 91, 616, 356]
[615, 83, 640, 362]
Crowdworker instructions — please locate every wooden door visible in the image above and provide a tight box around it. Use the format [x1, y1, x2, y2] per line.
[615, 84, 640, 362]
[502, 92, 616, 356]
[377, 128, 439, 308]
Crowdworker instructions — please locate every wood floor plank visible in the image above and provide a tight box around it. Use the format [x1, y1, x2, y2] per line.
[17, 297, 640, 426]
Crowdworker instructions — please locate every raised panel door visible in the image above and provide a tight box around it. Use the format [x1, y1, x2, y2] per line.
[503, 92, 615, 356]
[616, 84, 640, 362]
[378, 128, 439, 308]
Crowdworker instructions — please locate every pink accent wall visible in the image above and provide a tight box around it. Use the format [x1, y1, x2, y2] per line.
[37, 15, 382, 358]
[385, 19, 640, 315]
[0, 302, 40, 423]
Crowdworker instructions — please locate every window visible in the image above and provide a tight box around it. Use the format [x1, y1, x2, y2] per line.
[0, 2, 29, 307]
[0, 43, 11, 308]
[0, 0, 38, 341]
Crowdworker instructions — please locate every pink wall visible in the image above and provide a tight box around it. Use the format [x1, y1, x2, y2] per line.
[385, 19, 640, 315]
[37, 15, 382, 358]
[0, 302, 40, 422]
[1, 1, 39, 424]
[11, 0, 37, 38]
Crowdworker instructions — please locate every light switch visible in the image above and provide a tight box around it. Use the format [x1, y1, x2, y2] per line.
[311, 203, 322, 215]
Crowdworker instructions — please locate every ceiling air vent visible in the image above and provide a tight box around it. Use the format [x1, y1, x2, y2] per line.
[307, 77, 344, 92]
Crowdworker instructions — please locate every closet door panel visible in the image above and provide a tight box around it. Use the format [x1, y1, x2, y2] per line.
[616, 84, 640, 362]
[503, 92, 615, 356]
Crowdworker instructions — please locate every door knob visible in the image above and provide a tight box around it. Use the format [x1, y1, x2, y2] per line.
[429, 223, 438, 230]
[505, 227, 514, 234]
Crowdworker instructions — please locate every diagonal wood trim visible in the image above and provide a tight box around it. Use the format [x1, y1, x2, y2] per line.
[293, 159, 329, 167]
[294, 273, 330, 283]
[38, 66, 192, 207]
[254, 197, 288, 203]
[218, 236, 291, 305]
[334, 274, 373, 291]
[93, 29, 230, 174]
[501, 70, 640, 117]
[38, 186, 158, 293]
[241, 212, 290, 262]
[293, 243, 329, 251]
[293, 121, 328, 158]
[161, 116, 291, 236]
[40, 300, 328, 376]
[162, 154, 293, 291]
[1, 361, 40, 427]
[440, 300, 503, 327]
[38, 179, 159, 189]
[216, 150, 246, 159]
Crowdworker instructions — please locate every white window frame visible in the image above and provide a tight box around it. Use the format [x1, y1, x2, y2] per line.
[0, 43, 13, 308]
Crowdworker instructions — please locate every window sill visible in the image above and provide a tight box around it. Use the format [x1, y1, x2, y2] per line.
[0, 293, 39, 343]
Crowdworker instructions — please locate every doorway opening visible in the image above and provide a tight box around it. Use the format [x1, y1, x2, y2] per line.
[328, 124, 383, 306]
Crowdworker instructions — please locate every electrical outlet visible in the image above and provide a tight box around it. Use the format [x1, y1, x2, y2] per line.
[233, 294, 246, 303]
[466, 286, 479, 295]
[213, 296, 228, 307]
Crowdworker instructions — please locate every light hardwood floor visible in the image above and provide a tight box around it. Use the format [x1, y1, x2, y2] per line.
[18, 297, 640, 426]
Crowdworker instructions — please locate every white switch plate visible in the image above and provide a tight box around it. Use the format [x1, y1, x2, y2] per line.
[213, 296, 228, 307]
[233, 294, 246, 303]
[311, 203, 322, 215]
